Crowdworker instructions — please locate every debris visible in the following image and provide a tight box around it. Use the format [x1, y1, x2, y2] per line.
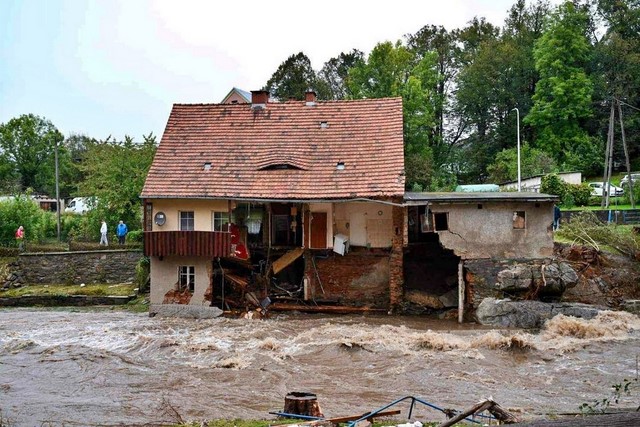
[436, 398, 519, 427]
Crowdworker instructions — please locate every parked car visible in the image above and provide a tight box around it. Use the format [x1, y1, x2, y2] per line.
[620, 173, 640, 189]
[588, 182, 624, 197]
[64, 197, 95, 214]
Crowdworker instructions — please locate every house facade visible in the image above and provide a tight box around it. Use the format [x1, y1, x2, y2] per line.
[141, 91, 405, 312]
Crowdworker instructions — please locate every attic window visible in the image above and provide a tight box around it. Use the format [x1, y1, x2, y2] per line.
[262, 163, 302, 170]
[320, 121, 329, 129]
[203, 162, 212, 171]
[336, 161, 345, 170]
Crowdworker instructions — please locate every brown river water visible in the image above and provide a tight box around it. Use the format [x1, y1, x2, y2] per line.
[1, 308, 639, 426]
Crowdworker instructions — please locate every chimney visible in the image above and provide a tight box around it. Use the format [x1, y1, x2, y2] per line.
[251, 90, 269, 109]
[305, 90, 317, 106]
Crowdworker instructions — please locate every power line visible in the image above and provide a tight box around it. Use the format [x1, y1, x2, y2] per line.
[616, 98, 640, 113]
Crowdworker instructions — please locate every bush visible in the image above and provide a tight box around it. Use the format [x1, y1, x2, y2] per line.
[566, 183, 592, 207]
[541, 174, 566, 198]
[127, 229, 143, 243]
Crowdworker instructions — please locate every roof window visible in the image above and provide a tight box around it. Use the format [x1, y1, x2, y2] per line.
[203, 162, 212, 171]
[320, 121, 328, 129]
[336, 161, 345, 170]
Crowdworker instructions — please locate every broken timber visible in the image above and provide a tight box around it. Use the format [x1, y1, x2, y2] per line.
[269, 303, 386, 314]
[437, 399, 519, 427]
[272, 247, 305, 275]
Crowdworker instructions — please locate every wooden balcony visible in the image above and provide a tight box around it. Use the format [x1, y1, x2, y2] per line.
[144, 231, 232, 258]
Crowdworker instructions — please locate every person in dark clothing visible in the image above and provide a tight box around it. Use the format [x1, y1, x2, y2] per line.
[553, 205, 561, 231]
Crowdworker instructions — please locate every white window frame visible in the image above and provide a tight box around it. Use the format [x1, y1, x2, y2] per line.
[179, 211, 194, 231]
[178, 266, 195, 293]
[212, 211, 230, 232]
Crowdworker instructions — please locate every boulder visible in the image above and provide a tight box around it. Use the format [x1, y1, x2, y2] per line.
[475, 297, 603, 328]
[496, 265, 533, 291]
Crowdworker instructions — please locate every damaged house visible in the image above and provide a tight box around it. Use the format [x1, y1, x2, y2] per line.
[141, 91, 405, 313]
[141, 90, 562, 319]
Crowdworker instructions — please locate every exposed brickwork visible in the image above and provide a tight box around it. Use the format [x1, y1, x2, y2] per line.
[309, 249, 390, 308]
[389, 204, 404, 310]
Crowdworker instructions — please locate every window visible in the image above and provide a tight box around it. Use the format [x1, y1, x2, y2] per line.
[513, 211, 526, 229]
[433, 212, 449, 231]
[212, 211, 229, 231]
[178, 266, 195, 293]
[179, 211, 194, 231]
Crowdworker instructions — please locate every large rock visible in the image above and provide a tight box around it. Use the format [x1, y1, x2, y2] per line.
[475, 298, 603, 328]
[540, 262, 579, 295]
[496, 265, 533, 291]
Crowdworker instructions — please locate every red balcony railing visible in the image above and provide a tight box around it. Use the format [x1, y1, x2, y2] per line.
[144, 231, 232, 258]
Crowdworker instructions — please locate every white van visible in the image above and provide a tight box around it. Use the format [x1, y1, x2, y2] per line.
[65, 197, 95, 214]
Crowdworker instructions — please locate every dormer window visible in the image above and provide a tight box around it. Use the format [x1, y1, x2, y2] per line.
[262, 163, 302, 171]
[203, 162, 212, 171]
[336, 161, 345, 170]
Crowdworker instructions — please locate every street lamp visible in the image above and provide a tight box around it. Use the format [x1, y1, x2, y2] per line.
[512, 107, 521, 192]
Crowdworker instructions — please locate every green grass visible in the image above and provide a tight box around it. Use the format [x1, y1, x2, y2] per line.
[0, 282, 137, 298]
[177, 421, 458, 427]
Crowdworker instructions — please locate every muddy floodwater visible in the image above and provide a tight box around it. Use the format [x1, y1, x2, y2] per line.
[1, 308, 639, 426]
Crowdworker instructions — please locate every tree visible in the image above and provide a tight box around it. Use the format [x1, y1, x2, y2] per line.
[0, 114, 64, 194]
[347, 41, 439, 190]
[264, 52, 323, 100]
[77, 133, 157, 235]
[525, 2, 596, 170]
[486, 143, 557, 183]
[317, 49, 364, 100]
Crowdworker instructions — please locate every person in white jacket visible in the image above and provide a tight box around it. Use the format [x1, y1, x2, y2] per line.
[100, 220, 108, 245]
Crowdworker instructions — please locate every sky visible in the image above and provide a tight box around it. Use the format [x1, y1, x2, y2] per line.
[1, 0, 559, 142]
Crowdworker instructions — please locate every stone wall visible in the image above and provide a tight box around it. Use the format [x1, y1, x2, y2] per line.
[12, 250, 143, 285]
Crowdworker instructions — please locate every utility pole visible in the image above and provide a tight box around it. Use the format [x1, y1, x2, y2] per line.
[617, 99, 635, 208]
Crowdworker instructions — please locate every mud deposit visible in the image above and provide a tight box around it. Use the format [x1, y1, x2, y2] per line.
[1, 309, 639, 426]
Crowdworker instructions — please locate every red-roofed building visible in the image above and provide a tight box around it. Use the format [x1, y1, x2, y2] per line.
[141, 91, 406, 312]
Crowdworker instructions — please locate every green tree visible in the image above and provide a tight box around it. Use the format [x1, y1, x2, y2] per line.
[264, 52, 324, 100]
[0, 114, 64, 194]
[347, 41, 439, 190]
[525, 1, 595, 170]
[317, 49, 364, 100]
[487, 143, 557, 183]
[77, 134, 157, 238]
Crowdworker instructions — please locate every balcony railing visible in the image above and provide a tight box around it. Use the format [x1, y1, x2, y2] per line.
[144, 231, 232, 258]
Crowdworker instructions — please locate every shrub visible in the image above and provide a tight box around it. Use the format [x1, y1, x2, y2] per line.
[565, 183, 592, 207]
[541, 174, 567, 199]
[127, 229, 143, 243]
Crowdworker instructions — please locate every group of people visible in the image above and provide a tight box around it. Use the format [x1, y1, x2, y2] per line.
[100, 220, 129, 246]
[13, 220, 129, 250]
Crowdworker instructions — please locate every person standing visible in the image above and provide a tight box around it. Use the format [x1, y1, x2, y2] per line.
[116, 220, 128, 245]
[553, 205, 561, 231]
[15, 225, 24, 251]
[100, 220, 108, 245]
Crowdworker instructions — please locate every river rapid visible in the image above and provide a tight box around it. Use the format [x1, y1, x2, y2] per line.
[1, 308, 639, 426]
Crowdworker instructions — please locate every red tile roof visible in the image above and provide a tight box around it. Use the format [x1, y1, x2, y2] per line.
[141, 97, 405, 200]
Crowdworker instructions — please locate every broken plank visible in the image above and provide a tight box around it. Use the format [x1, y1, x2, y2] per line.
[269, 303, 387, 314]
[272, 247, 304, 275]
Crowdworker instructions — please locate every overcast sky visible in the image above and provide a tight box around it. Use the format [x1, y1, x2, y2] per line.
[1, 0, 560, 142]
